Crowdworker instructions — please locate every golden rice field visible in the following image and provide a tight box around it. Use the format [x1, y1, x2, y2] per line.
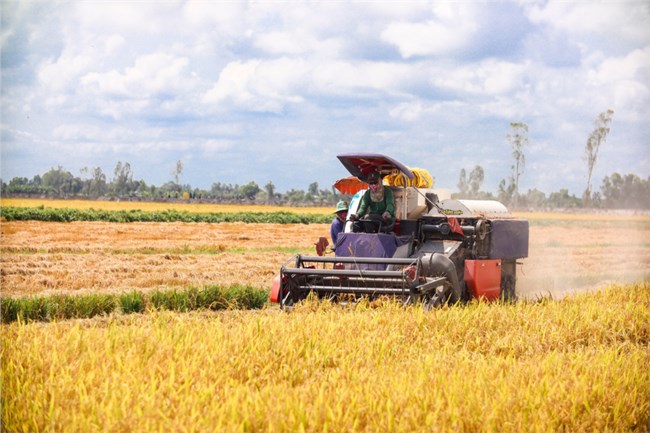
[0, 197, 333, 215]
[2, 199, 650, 432]
[2, 286, 649, 432]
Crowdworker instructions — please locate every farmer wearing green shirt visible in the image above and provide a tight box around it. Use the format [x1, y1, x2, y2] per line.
[350, 170, 395, 232]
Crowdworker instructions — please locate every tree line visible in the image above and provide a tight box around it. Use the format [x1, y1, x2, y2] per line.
[0, 161, 342, 205]
[2, 109, 648, 209]
[2, 161, 648, 210]
[453, 110, 648, 209]
[454, 165, 649, 210]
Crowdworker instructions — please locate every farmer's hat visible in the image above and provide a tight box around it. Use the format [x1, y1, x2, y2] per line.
[334, 200, 349, 213]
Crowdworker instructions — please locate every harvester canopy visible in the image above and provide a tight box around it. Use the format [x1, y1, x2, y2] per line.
[335, 153, 433, 191]
[337, 153, 415, 182]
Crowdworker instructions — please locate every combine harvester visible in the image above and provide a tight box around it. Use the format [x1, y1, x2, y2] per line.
[270, 153, 529, 309]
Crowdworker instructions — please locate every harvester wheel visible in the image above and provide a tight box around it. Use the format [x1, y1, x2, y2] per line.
[423, 290, 445, 310]
[419, 280, 458, 310]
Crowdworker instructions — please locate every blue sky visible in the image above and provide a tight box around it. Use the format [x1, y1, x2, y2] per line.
[1, 1, 649, 195]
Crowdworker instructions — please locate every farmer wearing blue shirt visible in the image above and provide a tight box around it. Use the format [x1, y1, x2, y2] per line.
[330, 200, 348, 245]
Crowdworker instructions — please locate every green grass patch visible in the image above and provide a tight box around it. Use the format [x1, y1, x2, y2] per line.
[0, 285, 268, 323]
[118, 291, 146, 314]
[1, 207, 331, 224]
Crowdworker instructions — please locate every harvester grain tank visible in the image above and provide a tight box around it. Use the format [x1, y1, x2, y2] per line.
[270, 153, 529, 308]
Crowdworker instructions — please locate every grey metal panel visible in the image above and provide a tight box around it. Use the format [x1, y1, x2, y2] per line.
[488, 219, 529, 259]
[430, 199, 513, 219]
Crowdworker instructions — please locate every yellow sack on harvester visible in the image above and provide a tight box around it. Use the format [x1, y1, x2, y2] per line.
[384, 167, 434, 188]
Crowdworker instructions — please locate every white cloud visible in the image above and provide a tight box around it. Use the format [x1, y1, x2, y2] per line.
[82, 53, 190, 98]
[591, 47, 650, 84]
[429, 59, 527, 96]
[202, 58, 307, 113]
[105, 34, 125, 54]
[37, 51, 92, 94]
[311, 61, 413, 96]
[52, 124, 107, 141]
[1, 28, 14, 48]
[582, 47, 650, 121]
[527, 1, 650, 51]
[389, 101, 423, 121]
[182, 0, 247, 36]
[74, 1, 181, 36]
[254, 30, 343, 58]
[49, 123, 166, 148]
[381, 3, 479, 58]
[355, 1, 431, 20]
[200, 139, 234, 157]
[202, 57, 418, 113]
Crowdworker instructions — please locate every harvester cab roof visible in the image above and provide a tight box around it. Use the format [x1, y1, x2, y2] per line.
[270, 153, 529, 309]
[336, 153, 415, 182]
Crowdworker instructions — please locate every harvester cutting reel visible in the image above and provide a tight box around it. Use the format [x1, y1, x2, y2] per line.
[274, 255, 456, 310]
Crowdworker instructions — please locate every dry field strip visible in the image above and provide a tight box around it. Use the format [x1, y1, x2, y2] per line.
[1, 221, 324, 297]
[1, 212, 649, 299]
